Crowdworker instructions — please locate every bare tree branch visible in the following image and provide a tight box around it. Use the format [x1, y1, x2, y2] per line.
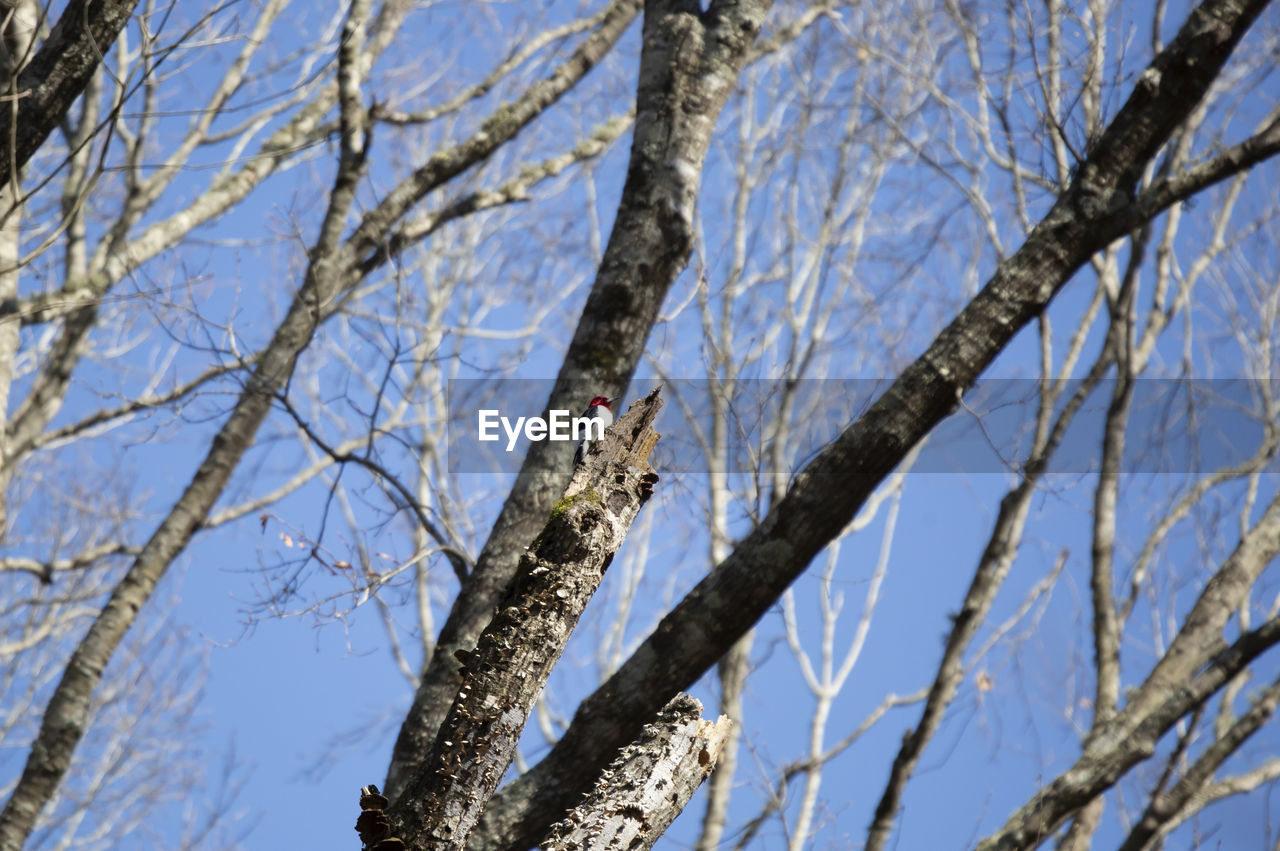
[542, 694, 731, 851]
[472, 1, 1280, 844]
[0, 0, 139, 191]
[0, 0, 637, 841]
[979, 615, 1280, 850]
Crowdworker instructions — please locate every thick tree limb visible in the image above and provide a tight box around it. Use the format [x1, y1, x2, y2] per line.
[386, 390, 663, 849]
[0, 214, 343, 850]
[541, 694, 732, 851]
[1100, 488, 1280, 752]
[0, 0, 419, 473]
[0, 0, 38, 537]
[383, 0, 770, 799]
[1133, 759, 1280, 847]
[1123, 107, 1280, 228]
[341, 0, 641, 266]
[0, 0, 138, 192]
[468, 0, 1279, 846]
[968, 485, 1280, 848]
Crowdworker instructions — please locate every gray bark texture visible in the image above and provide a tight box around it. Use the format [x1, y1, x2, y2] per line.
[4, 0, 1280, 846]
[0, 0, 138, 191]
[541, 694, 732, 851]
[386, 390, 663, 849]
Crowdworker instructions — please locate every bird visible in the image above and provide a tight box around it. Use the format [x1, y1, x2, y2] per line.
[574, 395, 614, 466]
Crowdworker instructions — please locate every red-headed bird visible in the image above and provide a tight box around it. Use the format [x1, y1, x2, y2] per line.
[574, 395, 614, 466]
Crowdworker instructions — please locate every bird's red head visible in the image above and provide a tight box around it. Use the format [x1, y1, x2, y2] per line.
[589, 396, 611, 409]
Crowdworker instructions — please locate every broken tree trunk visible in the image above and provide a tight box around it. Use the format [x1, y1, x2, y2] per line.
[385, 388, 663, 849]
[540, 693, 732, 851]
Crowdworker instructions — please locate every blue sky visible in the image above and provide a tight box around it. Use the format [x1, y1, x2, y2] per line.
[6, 0, 1280, 848]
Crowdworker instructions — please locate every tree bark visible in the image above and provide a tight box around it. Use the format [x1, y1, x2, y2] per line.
[387, 390, 663, 849]
[0, 0, 36, 537]
[978, 616, 1280, 850]
[542, 694, 732, 851]
[0, 0, 138, 193]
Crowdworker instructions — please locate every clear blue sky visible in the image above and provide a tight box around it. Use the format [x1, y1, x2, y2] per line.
[7, 0, 1280, 848]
